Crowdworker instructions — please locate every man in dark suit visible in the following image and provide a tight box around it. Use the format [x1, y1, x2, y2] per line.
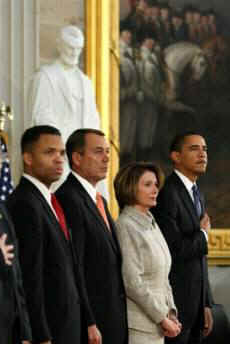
[56, 128, 128, 344]
[7, 125, 81, 344]
[153, 132, 213, 344]
[159, 2, 173, 47]
[0, 205, 32, 344]
[171, 10, 187, 43]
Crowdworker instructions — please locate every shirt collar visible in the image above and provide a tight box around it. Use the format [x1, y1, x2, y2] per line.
[174, 169, 196, 194]
[122, 206, 155, 229]
[71, 171, 97, 203]
[23, 173, 52, 205]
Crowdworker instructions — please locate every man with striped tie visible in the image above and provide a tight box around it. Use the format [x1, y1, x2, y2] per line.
[153, 132, 213, 344]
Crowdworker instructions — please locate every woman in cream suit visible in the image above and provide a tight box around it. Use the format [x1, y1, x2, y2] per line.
[114, 162, 181, 344]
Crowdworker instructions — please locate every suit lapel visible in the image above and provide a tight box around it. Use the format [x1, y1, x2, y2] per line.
[199, 192, 205, 217]
[83, 192, 119, 255]
[69, 174, 119, 255]
[20, 178, 70, 248]
[104, 200, 121, 256]
[42, 195, 70, 244]
[171, 173, 201, 228]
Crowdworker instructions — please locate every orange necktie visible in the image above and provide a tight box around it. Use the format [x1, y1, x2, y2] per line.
[96, 192, 110, 231]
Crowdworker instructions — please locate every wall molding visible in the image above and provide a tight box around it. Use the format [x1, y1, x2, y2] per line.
[208, 230, 230, 265]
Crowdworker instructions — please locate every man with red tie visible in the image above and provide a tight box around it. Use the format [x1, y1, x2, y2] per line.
[7, 125, 81, 344]
[56, 129, 128, 344]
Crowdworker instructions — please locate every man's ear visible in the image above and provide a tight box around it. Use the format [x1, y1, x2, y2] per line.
[170, 151, 181, 165]
[72, 151, 82, 168]
[23, 152, 33, 167]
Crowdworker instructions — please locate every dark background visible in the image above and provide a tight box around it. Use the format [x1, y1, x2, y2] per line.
[162, 0, 230, 228]
[120, 0, 230, 228]
[170, 0, 230, 35]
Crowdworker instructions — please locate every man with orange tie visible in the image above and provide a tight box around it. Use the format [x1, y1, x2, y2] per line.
[56, 128, 128, 344]
[7, 125, 82, 344]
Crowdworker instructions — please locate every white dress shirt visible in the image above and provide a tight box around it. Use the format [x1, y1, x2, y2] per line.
[174, 170, 208, 241]
[174, 170, 196, 202]
[71, 171, 97, 203]
[23, 173, 57, 218]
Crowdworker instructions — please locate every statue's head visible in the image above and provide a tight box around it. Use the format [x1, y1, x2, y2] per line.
[57, 25, 84, 67]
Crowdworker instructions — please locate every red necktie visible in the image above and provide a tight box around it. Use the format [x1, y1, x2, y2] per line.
[51, 194, 69, 240]
[96, 192, 111, 231]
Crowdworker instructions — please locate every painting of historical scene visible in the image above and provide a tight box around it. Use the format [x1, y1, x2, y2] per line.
[119, 0, 230, 228]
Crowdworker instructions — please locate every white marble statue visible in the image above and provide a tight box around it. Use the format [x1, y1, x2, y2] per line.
[28, 25, 107, 196]
[28, 25, 100, 143]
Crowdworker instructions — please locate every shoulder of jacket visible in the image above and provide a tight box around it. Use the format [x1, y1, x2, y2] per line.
[116, 213, 138, 231]
[57, 185, 84, 205]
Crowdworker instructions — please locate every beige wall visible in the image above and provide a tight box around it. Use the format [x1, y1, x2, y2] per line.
[39, 0, 84, 64]
[0, 0, 85, 182]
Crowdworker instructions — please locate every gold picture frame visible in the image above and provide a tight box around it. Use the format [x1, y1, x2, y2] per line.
[208, 230, 230, 265]
[85, 0, 120, 218]
[85, 1, 230, 265]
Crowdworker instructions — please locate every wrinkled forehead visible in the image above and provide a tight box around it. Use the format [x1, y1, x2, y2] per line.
[59, 26, 84, 48]
[85, 133, 108, 149]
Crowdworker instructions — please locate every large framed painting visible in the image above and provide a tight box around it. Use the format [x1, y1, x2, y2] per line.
[119, 0, 230, 263]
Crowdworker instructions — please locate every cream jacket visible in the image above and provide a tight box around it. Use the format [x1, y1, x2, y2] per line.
[116, 206, 176, 340]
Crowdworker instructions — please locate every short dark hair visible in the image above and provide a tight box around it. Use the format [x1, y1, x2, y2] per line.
[114, 161, 164, 210]
[170, 131, 204, 153]
[193, 6, 201, 14]
[21, 125, 61, 153]
[207, 9, 216, 17]
[146, 0, 157, 6]
[160, 2, 171, 10]
[183, 5, 195, 14]
[66, 128, 105, 168]
[150, 2, 160, 9]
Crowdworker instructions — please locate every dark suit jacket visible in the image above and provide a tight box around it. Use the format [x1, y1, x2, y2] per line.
[172, 24, 187, 43]
[56, 173, 128, 344]
[160, 20, 174, 47]
[7, 177, 81, 344]
[152, 172, 212, 329]
[0, 203, 31, 344]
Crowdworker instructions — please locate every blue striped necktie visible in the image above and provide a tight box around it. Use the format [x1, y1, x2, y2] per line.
[192, 184, 202, 218]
